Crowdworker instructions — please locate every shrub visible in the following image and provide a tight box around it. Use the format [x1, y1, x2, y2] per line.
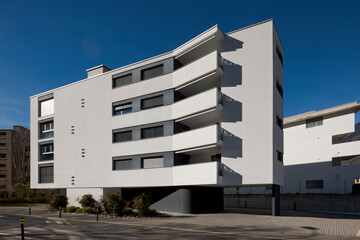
[122, 207, 134, 215]
[66, 206, 79, 213]
[101, 192, 126, 216]
[81, 206, 93, 214]
[13, 183, 26, 198]
[132, 193, 151, 216]
[49, 194, 68, 210]
[75, 208, 83, 214]
[79, 194, 96, 208]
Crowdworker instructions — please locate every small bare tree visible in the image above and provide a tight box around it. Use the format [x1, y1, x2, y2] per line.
[11, 127, 30, 184]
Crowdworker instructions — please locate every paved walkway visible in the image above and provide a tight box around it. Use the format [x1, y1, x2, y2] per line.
[1, 206, 360, 239]
[272, 209, 360, 238]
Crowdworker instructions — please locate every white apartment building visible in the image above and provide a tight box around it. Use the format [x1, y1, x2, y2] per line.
[283, 102, 360, 194]
[30, 19, 284, 214]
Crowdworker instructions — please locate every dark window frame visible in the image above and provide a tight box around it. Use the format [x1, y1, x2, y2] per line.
[306, 180, 323, 189]
[113, 158, 132, 170]
[113, 102, 132, 116]
[113, 130, 133, 143]
[140, 95, 164, 110]
[276, 47, 283, 66]
[0, 154, 6, 159]
[38, 165, 54, 184]
[277, 150, 283, 162]
[141, 156, 164, 169]
[39, 143, 54, 161]
[276, 81, 283, 99]
[276, 116, 283, 130]
[112, 73, 132, 88]
[306, 117, 323, 128]
[141, 64, 164, 81]
[39, 120, 54, 139]
[141, 126, 164, 139]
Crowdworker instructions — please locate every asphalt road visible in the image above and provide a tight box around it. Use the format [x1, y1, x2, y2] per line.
[0, 206, 356, 240]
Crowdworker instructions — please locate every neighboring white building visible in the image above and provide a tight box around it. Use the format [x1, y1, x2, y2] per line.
[30, 19, 284, 214]
[228, 102, 360, 196]
[283, 102, 360, 194]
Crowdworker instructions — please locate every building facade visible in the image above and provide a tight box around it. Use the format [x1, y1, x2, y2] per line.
[30, 19, 284, 214]
[283, 102, 360, 194]
[0, 126, 30, 197]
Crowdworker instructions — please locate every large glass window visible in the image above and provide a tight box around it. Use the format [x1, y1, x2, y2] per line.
[141, 156, 164, 169]
[40, 143, 54, 161]
[113, 131, 132, 143]
[141, 126, 163, 139]
[141, 95, 163, 110]
[113, 159, 132, 170]
[306, 117, 323, 128]
[40, 121, 54, 139]
[113, 74, 132, 88]
[39, 165, 54, 183]
[113, 102, 132, 116]
[0, 154, 6, 159]
[306, 180, 323, 189]
[141, 65, 164, 80]
[40, 98, 54, 117]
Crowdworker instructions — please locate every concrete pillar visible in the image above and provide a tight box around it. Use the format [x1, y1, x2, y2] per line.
[272, 184, 280, 216]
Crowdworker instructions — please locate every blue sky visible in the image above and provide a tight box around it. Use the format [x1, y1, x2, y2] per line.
[0, 0, 360, 129]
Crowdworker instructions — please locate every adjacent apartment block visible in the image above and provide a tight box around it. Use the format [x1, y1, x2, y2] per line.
[30, 19, 284, 214]
[0, 126, 30, 197]
[283, 102, 360, 194]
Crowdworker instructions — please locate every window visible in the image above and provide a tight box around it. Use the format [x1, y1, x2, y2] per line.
[0, 132, 6, 136]
[113, 159, 132, 170]
[0, 164, 5, 169]
[141, 156, 164, 169]
[0, 143, 5, 147]
[276, 116, 283, 129]
[113, 131, 132, 143]
[306, 180, 323, 189]
[40, 121, 54, 139]
[141, 126, 164, 139]
[276, 82, 283, 99]
[277, 150, 283, 162]
[0, 174, 6, 178]
[40, 143, 54, 161]
[141, 65, 164, 80]
[141, 95, 163, 110]
[306, 117, 323, 128]
[0, 154, 6, 159]
[113, 102, 132, 116]
[39, 165, 54, 183]
[113, 74, 132, 88]
[276, 47, 283, 66]
[40, 98, 54, 117]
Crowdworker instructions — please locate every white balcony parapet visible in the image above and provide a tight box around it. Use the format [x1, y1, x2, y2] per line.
[112, 87, 220, 130]
[332, 140, 360, 158]
[112, 124, 220, 157]
[103, 162, 220, 188]
[112, 50, 220, 102]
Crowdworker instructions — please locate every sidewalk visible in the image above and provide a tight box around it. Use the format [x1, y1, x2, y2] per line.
[272, 209, 360, 238]
[2, 206, 359, 239]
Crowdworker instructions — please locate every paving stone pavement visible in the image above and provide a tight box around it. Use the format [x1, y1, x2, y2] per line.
[271, 210, 360, 238]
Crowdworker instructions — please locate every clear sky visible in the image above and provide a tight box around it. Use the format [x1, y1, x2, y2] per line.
[0, 0, 359, 129]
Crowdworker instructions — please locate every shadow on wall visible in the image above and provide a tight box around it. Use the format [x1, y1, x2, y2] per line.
[222, 35, 243, 52]
[221, 94, 242, 123]
[221, 128, 242, 158]
[283, 161, 360, 194]
[221, 59, 242, 87]
[221, 163, 243, 185]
